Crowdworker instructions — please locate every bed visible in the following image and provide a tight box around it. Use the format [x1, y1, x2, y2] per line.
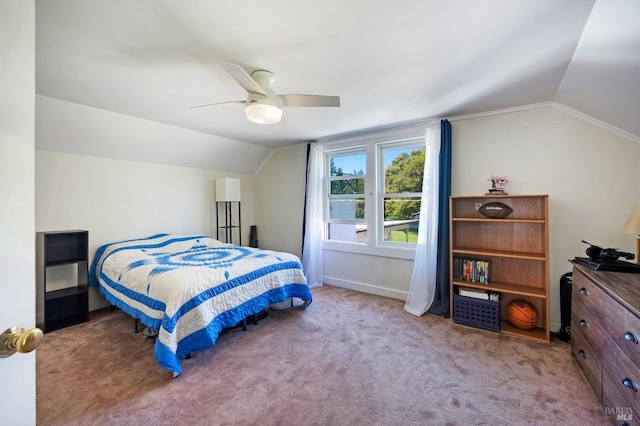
[89, 234, 312, 376]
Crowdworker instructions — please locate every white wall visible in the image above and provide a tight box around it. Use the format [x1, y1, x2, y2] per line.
[36, 95, 271, 175]
[254, 144, 307, 258]
[255, 104, 640, 329]
[35, 151, 254, 312]
[0, 1, 36, 424]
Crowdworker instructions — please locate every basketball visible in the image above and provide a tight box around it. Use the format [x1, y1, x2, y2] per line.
[506, 300, 538, 329]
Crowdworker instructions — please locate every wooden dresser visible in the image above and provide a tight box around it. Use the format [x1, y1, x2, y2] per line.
[572, 263, 640, 425]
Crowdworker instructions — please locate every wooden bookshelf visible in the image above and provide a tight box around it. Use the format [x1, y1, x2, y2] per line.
[450, 195, 550, 343]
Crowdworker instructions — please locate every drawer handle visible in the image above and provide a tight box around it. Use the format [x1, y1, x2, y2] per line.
[579, 287, 587, 296]
[578, 349, 586, 358]
[622, 378, 637, 392]
[624, 331, 639, 344]
[579, 319, 588, 327]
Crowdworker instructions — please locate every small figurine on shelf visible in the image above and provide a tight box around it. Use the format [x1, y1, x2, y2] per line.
[487, 175, 508, 195]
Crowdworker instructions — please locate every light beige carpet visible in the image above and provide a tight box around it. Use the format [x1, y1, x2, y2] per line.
[37, 285, 603, 425]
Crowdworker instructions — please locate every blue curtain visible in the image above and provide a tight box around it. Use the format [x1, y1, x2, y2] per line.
[427, 119, 452, 317]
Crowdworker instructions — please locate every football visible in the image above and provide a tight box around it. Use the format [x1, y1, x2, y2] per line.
[478, 202, 513, 219]
[506, 300, 538, 330]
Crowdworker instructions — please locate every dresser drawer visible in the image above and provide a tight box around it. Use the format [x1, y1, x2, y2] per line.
[572, 321, 603, 400]
[604, 332, 640, 416]
[573, 293, 605, 361]
[603, 370, 640, 425]
[573, 268, 606, 323]
[605, 295, 640, 368]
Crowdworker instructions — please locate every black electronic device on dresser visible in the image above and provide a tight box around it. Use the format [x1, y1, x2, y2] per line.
[574, 241, 640, 274]
[36, 230, 89, 332]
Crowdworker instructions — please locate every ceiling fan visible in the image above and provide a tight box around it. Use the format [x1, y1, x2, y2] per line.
[190, 63, 340, 124]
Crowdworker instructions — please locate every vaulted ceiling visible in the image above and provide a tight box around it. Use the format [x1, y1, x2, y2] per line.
[35, 0, 640, 173]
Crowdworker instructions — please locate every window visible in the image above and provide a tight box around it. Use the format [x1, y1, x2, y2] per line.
[380, 142, 425, 245]
[322, 125, 428, 256]
[326, 149, 366, 243]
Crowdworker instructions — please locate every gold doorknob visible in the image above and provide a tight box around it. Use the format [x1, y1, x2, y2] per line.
[0, 326, 43, 358]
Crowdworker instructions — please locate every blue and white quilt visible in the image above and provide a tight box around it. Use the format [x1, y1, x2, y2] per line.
[89, 234, 312, 376]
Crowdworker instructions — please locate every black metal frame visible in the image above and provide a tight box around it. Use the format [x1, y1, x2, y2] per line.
[216, 201, 241, 245]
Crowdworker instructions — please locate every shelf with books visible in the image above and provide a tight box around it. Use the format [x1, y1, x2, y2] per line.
[457, 286, 500, 301]
[452, 280, 546, 298]
[449, 195, 550, 343]
[453, 257, 490, 284]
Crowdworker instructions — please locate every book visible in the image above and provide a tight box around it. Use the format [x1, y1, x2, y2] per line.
[454, 258, 490, 284]
[459, 287, 489, 300]
[458, 287, 500, 302]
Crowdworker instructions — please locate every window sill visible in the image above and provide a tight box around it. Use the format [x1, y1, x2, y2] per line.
[322, 240, 416, 260]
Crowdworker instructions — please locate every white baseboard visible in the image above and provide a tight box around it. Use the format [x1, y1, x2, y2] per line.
[322, 276, 408, 301]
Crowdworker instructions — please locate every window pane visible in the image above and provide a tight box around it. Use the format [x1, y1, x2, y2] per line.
[384, 146, 425, 193]
[329, 199, 365, 220]
[330, 177, 364, 195]
[327, 223, 367, 243]
[383, 197, 421, 221]
[382, 197, 420, 243]
[330, 153, 366, 176]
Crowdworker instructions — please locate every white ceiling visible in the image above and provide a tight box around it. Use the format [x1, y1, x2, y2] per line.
[35, 0, 640, 173]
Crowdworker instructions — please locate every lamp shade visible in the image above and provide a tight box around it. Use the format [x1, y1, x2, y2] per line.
[216, 178, 241, 202]
[623, 205, 640, 234]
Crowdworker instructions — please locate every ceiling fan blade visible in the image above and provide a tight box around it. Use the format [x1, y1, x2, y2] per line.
[189, 100, 245, 109]
[278, 94, 340, 107]
[220, 63, 266, 96]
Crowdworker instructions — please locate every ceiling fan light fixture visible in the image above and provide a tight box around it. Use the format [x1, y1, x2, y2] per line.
[244, 103, 283, 124]
[190, 64, 340, 123]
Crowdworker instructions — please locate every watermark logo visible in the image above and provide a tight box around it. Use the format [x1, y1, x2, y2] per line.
[605, 406, 633, 421]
